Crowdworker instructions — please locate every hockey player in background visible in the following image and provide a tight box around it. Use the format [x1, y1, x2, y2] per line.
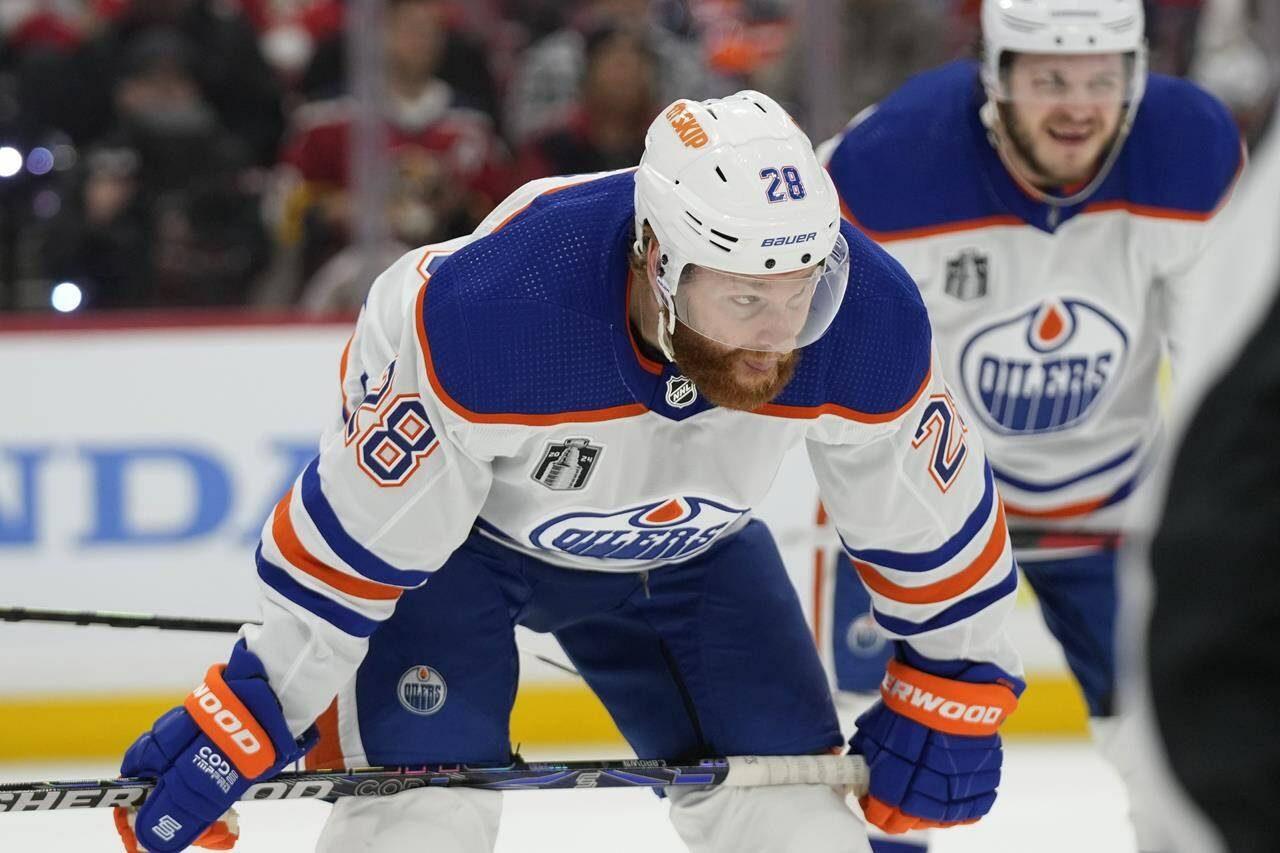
[113, 92, 1025, 853]
[820, 1, 1243, 850]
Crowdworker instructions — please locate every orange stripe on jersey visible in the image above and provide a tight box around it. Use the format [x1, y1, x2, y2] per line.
[414, 274, 650, 426]
[184, 664, 277, 778]
[811, 501, 830, 647]
[852, 501, 1009, 605]
[338, 333, 353, 413]
[1002, 495, 1106, 519]
[879, 659, 1018, 737]
[1083, 142, 1246, 223]
[305, 698, 346, 771]
[1081, 200, 1217, 222]
[490, 173, 626, 234]
[754, 366, 932, 424]
[625, 269, 664, 376]
[838, 195, 1023, 244]
[272, 492, 402, 600]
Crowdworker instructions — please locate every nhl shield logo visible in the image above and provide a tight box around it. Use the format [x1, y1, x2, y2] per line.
[944, 250, 989, 301]
[666, 375, 698, 408]
[532, 438, 603, 491]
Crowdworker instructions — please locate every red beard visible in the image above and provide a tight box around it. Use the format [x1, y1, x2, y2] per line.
[670, 322, 800, 411]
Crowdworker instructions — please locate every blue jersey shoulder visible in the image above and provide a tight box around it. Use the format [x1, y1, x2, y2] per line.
[1094, 74, 1242, 215]
[827, 63, 1243, 234]
[421, 172, 642, 418]
[826, 61, 996, 236]
[773, 222, 932, 415]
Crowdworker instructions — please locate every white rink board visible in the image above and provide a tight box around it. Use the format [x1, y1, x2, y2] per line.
[0, 321, 1067, 698]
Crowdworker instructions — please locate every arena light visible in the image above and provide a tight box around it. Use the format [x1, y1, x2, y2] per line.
[0, 147, 22, 178]
[26, 147, 54, 176]
[51, 281, 83, 313]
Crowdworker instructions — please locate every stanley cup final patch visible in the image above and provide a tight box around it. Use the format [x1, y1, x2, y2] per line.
[532, 438, 603, 491]
[944, 250, 989, 301]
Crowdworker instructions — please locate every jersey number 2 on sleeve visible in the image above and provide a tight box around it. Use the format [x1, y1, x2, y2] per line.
[912, 391, 969, 493]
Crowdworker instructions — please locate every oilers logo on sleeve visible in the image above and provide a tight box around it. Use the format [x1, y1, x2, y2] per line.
[959, 298, 1128, 436]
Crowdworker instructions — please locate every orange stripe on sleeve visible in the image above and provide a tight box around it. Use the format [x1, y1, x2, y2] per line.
[271, 492, 402, 601]
[852, 501, 1009, 605]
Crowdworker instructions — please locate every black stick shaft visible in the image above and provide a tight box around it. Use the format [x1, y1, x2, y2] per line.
[0, 607, 245, 634]
[0, 755, 869, 811]
[0, 606, 582, 677]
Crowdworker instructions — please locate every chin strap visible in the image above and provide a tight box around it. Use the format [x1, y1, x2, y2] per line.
[637, 236, 679, 362]
[979, 94, 1142, 210]
[656, 303, 677, 362]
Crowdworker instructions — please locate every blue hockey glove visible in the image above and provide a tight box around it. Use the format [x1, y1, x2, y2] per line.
[850, 656, 1022, 834]
[116, 641, 315, 852]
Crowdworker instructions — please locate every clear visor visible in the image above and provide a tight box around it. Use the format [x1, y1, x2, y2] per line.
[992, 52, 1139, 105]
[667, 233, 850, 354]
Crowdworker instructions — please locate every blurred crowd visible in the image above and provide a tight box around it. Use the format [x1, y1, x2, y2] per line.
[0, 0, 1274, 313]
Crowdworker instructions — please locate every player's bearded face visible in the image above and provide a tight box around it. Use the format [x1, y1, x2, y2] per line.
[1001, 53, 1127, 187]
[670, 322, 800, 411]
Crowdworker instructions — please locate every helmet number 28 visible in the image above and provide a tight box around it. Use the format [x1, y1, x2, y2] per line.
[759, 166, 807, 203]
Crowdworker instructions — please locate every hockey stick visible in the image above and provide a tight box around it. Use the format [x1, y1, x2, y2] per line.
[0, 606, 582, 678]
[0, 755, 869, 812]
[1008, 529, 1123, 551]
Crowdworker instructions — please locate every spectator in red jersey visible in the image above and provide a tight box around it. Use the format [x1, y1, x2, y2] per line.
[271, 0, 513, 300]
[233, 0, 343, 86]
[515, 24, 658, 183]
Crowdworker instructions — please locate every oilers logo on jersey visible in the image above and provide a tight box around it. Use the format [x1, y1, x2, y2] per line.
[397, 665, 447, 716]
[959, 298, 1129, 435]
[527, 496, 747, 562]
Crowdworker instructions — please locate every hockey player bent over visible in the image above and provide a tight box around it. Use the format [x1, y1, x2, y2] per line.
[820, 2, 1243, 851]
[115, 92, 1024, 853]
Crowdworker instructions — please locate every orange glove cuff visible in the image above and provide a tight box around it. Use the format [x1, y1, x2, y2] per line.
[859, 795, 979, 834]
[183, 664, 277, 778]
[879, 659, 1018, 736]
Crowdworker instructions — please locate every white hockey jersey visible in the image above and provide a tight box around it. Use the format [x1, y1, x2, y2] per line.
[821, 61, 1243, 540]
[243, 169, 1021, 734]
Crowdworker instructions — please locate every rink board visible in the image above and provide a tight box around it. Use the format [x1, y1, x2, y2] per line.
[0, 318, 1083, 759]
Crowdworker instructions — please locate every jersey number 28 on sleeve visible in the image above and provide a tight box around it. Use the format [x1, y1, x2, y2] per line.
[345, 359, 440, 487]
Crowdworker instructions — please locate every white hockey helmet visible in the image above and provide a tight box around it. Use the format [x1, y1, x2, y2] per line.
[982, 0, 1147, 103]
[634, 91, 849, 357]
[980, 0, 1148, 204]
